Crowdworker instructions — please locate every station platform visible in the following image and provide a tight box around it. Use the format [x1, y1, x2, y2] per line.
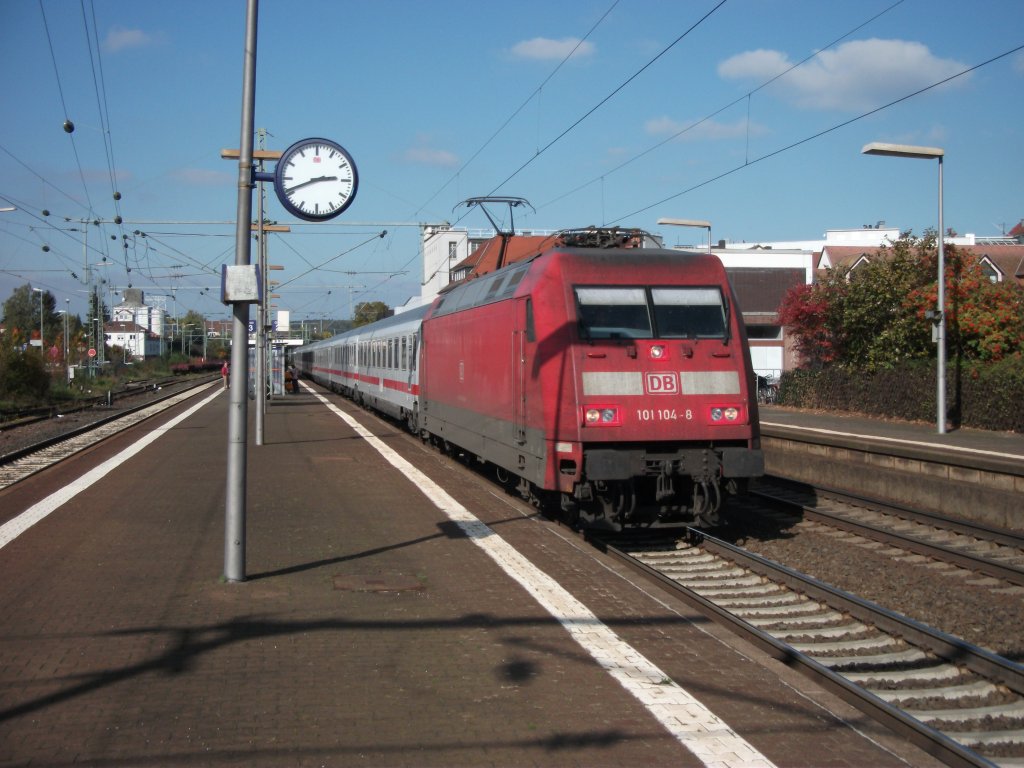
[0, 381, 949, 767]
[758, 403, 1024, 531]
[759, 404, 1024, 462]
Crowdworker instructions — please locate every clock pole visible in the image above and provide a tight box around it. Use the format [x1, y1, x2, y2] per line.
[224, 0, 259, 583]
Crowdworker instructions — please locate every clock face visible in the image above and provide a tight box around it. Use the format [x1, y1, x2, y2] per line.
[274, 138, 358, 221]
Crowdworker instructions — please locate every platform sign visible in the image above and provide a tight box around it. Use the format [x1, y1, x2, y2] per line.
[275, 310, 290, 336]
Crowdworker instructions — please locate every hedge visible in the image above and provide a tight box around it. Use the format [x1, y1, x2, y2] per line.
[775, 356, 1024, 433]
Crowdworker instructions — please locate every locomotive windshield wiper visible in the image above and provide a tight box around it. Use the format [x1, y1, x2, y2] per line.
[722, 294, 732, 345]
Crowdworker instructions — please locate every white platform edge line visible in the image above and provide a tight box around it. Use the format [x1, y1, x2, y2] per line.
[0, 386, 223, 551]
[761, 421, 1023, 462]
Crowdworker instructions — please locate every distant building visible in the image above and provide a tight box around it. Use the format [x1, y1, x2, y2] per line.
[104, 320, 161, 360]
[112, 288, 166, 337]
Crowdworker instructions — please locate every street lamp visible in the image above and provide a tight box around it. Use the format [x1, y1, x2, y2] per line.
[657, 218, 712, 254]
[861, 142, 946, 434]
[57, 308, 69, 380]
[32, 288, 44, 352]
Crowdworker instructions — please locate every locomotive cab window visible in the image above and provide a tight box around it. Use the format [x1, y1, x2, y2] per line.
[575, 287, 652, 339]
[651, 287, 727, 339]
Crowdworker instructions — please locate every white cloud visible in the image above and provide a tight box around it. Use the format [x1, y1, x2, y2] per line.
[718, 38, 968, 111]
[645, 115, 766, 142]
[102, 26, 154, 54]
[718, 49, 791, 81]
[511, 37, 594, 61]
[402, 146, 459, 167]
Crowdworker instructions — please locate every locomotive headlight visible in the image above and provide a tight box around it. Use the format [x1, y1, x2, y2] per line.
[583, 406, 621, 426]
[709, 406, 741, 423]
[649, 344, 666, 360]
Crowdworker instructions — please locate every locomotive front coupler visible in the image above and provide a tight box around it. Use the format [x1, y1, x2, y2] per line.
[655, 464, 677, 502]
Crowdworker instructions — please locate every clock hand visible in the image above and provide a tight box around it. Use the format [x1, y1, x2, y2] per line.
[285, 175, 338, 193]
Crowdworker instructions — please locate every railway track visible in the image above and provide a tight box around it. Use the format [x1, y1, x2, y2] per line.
[596, 530, 1024, 767]
[751, 479, 1024, 589]
[0, 378, 221, 491]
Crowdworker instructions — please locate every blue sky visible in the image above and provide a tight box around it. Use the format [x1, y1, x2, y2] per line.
[2, 0, 1022, 323]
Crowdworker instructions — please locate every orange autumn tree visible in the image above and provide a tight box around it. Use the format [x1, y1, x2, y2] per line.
[780, 231, 1024, 371]
[904, 239, 1024, 362]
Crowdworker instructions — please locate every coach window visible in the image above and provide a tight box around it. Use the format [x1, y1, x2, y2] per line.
[651, 287, 727, 339]
[574, 287, 652, 339]
[401, 336, 408, 370]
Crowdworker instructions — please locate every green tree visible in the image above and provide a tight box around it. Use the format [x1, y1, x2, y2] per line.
[176, 310, 207, 357]
[0, 330, 50, 402]
[2, 284, 62, 348]
[352, 301, 390, 327]
[839, 235, 934, 370]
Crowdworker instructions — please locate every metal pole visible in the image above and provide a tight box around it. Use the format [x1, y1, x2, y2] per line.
[936, 156, 946, 434]
[35, 289, 44, 351]
[225, 0, 259, 582]
[63, 302, 69, 380]
[255, 157, 266, 446]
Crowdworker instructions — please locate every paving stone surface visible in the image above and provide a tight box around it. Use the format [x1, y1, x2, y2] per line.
[0, 388, 946, 767]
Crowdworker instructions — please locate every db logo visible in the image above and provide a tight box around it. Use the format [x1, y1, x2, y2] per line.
[645, 372, 678, 395]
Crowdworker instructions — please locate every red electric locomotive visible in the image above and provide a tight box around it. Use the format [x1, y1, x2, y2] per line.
[419, 228, 763, 530]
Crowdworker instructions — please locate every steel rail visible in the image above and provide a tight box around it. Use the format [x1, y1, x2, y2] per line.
[767, 477, 1024, 549]
[751, 484, 1024, 587]
[590, 529, 1017, 768]
[0, 376, 219, 491]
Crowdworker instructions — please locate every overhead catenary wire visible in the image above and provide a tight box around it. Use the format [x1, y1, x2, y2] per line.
[538, 0, 907, 212]
[411, 0, 622, 220]
[275, 231, 389, 291]
[481, 0, 729, 203]
[38, 0, 95, 217]
[609, 41, 1024, 225]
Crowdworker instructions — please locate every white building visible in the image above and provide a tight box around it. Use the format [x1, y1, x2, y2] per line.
[104, 320, 161, 361]
[112, 288, 166, 337]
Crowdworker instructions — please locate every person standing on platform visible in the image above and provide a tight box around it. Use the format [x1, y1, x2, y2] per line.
[221, 361, 229, 389]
